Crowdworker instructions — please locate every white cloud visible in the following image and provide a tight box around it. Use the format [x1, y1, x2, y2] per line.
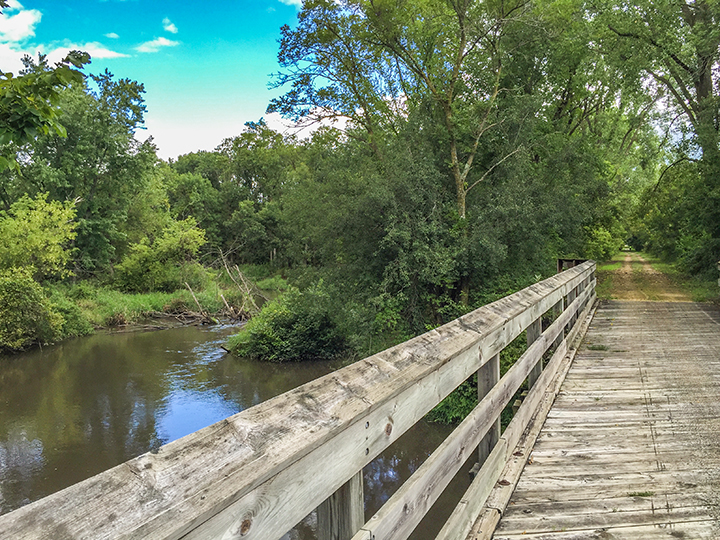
[105, 32, 119, 39]
[0, 42, 28, 74]
[135, 36, 179, 53]
[46, 42, 129, 61]
[0, 1, 42, 43]
[162, 17, 178, 34]
[278, 0, 303, 7]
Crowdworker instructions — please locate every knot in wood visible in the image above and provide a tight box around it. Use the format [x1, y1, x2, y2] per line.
[385, 423, 393, 436]
[240, 519, 252, 536]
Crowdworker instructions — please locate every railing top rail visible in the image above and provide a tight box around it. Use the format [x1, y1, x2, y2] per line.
[0, 261, 596, 540]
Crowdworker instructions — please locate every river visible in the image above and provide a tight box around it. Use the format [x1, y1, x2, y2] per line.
[0, 324, 474, 539]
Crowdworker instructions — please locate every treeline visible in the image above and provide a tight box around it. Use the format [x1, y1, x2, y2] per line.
[3, 0, 720, 356]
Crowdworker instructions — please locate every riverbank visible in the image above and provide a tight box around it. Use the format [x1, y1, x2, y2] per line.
[0, 267, 285, 355]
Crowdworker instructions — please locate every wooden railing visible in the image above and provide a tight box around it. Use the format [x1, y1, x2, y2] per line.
[0, 262, 596, 540]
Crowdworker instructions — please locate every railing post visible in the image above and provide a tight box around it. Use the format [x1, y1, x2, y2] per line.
[527, 318, 542, 388]
[553, 297, 565, 349]
[477, 353, 500, 465]
[565, 286, 576, 336]
[317, 471, 364, 540]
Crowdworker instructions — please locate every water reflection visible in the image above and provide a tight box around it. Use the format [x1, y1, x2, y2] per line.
[0, 325, 471, 539]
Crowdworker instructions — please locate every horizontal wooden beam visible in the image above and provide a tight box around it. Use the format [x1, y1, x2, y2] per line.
[355, 281, 596, 540]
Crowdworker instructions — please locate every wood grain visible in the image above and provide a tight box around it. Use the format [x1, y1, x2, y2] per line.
[492, 300, 720, 539]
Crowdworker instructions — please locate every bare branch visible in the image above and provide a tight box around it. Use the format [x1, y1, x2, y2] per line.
[465, 146, 523, 195]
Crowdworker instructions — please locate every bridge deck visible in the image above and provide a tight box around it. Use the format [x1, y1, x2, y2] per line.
[493, 300, 720, 539]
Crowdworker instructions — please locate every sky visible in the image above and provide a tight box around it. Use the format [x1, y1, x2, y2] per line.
[0, 0, 304, 159]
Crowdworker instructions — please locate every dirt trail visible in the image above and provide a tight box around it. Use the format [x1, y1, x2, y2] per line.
[602, 252, 691, 301]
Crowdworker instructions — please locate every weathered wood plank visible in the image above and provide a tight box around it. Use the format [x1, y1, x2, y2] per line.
[0, 265, 596, 539]
[477, 354, 500, 466]
[493, 521, 719, 540]
[490, 300, 720, 540]
[318, 471, 364, 540]
[434, 439, 507, 540]
[351, 279, 596, 540]
[498, 502, 713, 535]
[526, 318, 542, 389]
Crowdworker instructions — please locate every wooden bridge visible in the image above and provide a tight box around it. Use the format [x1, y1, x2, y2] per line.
[1, 261, 719, 539]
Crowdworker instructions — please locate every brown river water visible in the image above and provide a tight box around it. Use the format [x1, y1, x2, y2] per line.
[0, 324, 473, 539]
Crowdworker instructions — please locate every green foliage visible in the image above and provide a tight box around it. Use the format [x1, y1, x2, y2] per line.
[115, 218, 207, 293]
[0, 51, 89, 165]
[255, 275, 289, 291]
[0, 193, 77, 279]
[583, 226, 622, 262]
[228, 282, 348, 362]
[2, 70, 156, 272]
[0, 267, 62, 351]
[425, 375, 478, 424]
[425, 323, 531, 426]
[46, 287, 94, 338]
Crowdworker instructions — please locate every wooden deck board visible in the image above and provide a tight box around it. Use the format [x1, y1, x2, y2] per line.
[492, 300, 720, 539]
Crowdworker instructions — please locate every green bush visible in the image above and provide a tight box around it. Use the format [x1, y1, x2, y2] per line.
[426, 375, 478, 424]
[0, 268, 63, 351]
[0, 194, 77, 279]
[427, 331, 529, 424]
[115, 218, 208, 292]
[228, 282, 347, 362]
[47, 288, 94, 338]
[584, 226, 622, 262]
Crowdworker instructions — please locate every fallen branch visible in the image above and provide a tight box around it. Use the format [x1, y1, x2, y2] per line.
[184, 282, 217, 325]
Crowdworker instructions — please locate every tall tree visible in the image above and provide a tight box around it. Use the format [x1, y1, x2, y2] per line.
[270, 0, 528, 219]
[0, 0, 89, 167]
[590, 0, 720, 270]
[1, 70, 156, 272]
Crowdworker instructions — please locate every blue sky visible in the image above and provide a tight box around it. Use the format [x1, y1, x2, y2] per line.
[0, 0, 302, 159]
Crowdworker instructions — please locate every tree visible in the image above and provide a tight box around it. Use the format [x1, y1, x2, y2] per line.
[270, 0, 527, 220]
[592, 0, 720, 270]
[0, 193, 77, 279]
[115, 217, 207, 292]
[0, 267, 62, 351]
[2, 70, 157, 272]
[0, 0, 89, 168]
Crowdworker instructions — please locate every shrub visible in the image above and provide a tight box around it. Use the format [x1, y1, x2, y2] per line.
[584, 226, 622, 262]
[0, 268, 63, 351]
[426, 375, 477, 424]
[115, 218, 208, 292]
[0, 193, 77, 279]
[47, 288, 94, 338]
[228, 281, 347, 362]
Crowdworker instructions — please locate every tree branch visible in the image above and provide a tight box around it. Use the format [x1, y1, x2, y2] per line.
[465, 146, 523, 195]
[607, 24, 694, 75]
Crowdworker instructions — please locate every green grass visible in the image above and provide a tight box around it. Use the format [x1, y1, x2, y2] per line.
[597, 261, 622, 272]
[627, 491, 655, 497]
[640, 252, 719, 302]
[587, 344, 608, 351]
[594, 252, 625, 300]
[595, 272, 614, 300]
[66, 281, 232, 327]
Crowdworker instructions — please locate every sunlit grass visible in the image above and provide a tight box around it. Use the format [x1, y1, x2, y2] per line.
[595, 251, 623, 299]
[597, 261, 622, 272]
[69, 282, 229, 327]
[639, 252, 719, 302]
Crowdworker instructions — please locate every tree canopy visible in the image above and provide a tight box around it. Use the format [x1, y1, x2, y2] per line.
[2, 0, 719, 355]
